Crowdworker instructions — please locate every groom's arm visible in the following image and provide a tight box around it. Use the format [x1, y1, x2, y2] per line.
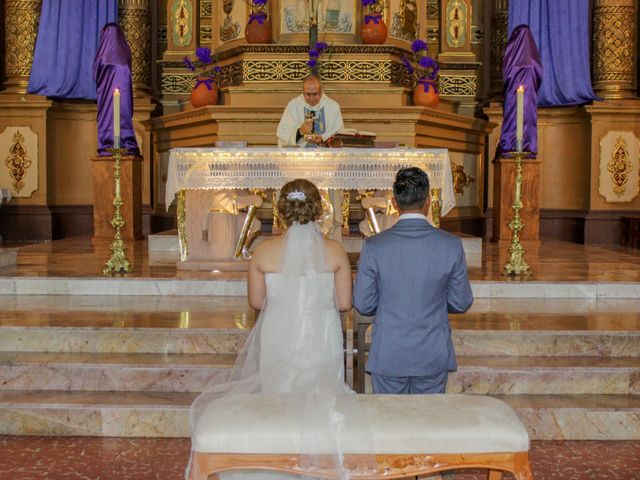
[446, 240, 473, 313]
[353, 241, 379, 316]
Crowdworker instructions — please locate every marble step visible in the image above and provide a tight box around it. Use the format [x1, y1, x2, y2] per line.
[0, 391, 638, 440]
[2, 275, 640, 298]
[1, 324, 639, 357]
[2, 352, 639, 395]
[0, 352, 235, 393]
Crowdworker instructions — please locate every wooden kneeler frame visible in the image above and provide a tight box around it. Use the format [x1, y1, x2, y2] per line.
[190, 451, 533, 480]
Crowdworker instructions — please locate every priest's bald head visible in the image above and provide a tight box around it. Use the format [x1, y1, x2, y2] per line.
[302, 75, 322, 107]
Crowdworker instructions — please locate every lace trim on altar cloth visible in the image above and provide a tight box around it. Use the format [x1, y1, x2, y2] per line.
[165, 147, 455, 216]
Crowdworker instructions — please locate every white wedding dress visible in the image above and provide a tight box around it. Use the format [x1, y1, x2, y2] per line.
[187, 222, 372, 480]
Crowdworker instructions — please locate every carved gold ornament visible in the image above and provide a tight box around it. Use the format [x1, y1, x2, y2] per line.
[446, 0, 467, 48]
[5, 0, 42, 92]
[607, 136, 632, 197]
[120, 1, 152, 87]
[451, 161, 475, 194]
[4, 131, 32, 194]
[592, 5, 635, 84]
[172, 0, 193, 47]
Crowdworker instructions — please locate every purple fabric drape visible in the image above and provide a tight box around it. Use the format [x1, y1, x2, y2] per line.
[495, 25, 543, 159]
[92, 23, 140, 157]
[509, 0, 599, 106]
[28, 0, 118, 99]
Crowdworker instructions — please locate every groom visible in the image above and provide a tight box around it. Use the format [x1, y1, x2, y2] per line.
[353, 167, 473, 394]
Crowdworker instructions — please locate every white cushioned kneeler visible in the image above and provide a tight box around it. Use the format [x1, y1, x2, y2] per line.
[192, 394, 530, 455]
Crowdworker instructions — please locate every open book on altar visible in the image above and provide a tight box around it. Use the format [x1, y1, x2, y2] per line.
[337, 128, 377, 137]
[327, 129, 377, 147]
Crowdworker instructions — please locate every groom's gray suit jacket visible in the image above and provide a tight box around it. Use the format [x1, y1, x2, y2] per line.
[353, 217, 473, 377]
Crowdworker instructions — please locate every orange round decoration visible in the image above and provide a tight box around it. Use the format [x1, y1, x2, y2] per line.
[245, 18, 271, 44]
[361, 15, 387, 44]
[190, 77, 218, 108]
[413, 80, 439, 108]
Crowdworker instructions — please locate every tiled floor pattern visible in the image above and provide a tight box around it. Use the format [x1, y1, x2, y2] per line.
[0, 437, 638, 480]
[2, 236, 640, 282]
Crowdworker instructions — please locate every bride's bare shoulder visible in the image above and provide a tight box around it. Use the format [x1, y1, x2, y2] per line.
[251, 235, 285, 271]
[323, 238, 349, 268]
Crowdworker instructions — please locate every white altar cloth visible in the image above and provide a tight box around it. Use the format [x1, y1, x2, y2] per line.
[166, 147, 455, 216]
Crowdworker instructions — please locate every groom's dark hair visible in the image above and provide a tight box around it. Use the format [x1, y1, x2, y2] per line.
[393, 167, 430, 210]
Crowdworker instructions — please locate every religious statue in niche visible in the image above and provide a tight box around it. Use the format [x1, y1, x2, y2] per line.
[283, 0, 353, 33]
[391, 0, 418, 41]
[220, 0, 241, 41]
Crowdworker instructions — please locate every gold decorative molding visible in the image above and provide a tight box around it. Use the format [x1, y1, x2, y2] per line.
[4, 131, 32, 193]
[598, 131, 639, 203]
[451, 161, 475, 194]
[171, 0, 194, 47]
[438, 71, 477, 97]
[607, 137, 632, 197]
[201, 0, 213, 17]
[0, 126, 38, 198]
[242, 59, 392, 82]
[120, 0, 152, 95]
[489, 0, 508, 99]
[592, 2, 637, 99]
[3, 0, 42, 93]
[200, 26, 213, 43]
[445, 0, 468, 48]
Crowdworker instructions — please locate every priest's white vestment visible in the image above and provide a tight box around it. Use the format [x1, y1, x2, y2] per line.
[276, 93, 344, 147]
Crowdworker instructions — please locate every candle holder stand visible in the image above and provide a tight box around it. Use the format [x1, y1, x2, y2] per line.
[103, 147, 133, 275]
[503, 150, 531, 276]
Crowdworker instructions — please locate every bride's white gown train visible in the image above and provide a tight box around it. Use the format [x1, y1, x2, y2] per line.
[187, 222, 371, 480]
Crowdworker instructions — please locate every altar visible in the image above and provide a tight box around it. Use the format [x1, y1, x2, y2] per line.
[166, 147, 455, 265]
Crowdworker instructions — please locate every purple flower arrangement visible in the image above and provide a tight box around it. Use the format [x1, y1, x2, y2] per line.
[183, 47, 222, 88]
[402, 39, 439, 90]
[307, 41, 329, 69]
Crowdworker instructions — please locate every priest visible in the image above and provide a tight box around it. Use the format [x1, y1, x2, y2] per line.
[277, 75, 344, 147]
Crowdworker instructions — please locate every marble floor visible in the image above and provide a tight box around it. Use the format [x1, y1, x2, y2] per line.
[2, 235, 640, 282]
[0, 436, 638, 480]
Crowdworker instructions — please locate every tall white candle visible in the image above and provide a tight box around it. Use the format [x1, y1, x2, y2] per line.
[113, 88, 121, 150]
[516, 85, 524, 152]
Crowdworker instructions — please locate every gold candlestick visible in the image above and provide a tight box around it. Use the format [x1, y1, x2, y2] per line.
[503, 150, 531, 276]
[103, 148, 132, 275]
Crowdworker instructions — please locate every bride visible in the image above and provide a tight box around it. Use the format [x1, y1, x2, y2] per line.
[187, 179, 369, 480]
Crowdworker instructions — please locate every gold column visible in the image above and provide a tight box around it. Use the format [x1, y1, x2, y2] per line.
[3, 0, 42, 94]
[489, 0, 508, 100]
[592, 0, 637, 99]
[119, 0, 152, 97]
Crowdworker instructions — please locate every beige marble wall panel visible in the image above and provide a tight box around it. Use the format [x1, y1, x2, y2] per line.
[47, 103, 99, 205]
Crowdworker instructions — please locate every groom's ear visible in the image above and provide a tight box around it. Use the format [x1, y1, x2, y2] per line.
[422, 195, 431, 215]
[391, 197, 399, 213]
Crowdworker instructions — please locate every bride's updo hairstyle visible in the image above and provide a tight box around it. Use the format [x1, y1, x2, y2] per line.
[277, 179, 323, 226]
